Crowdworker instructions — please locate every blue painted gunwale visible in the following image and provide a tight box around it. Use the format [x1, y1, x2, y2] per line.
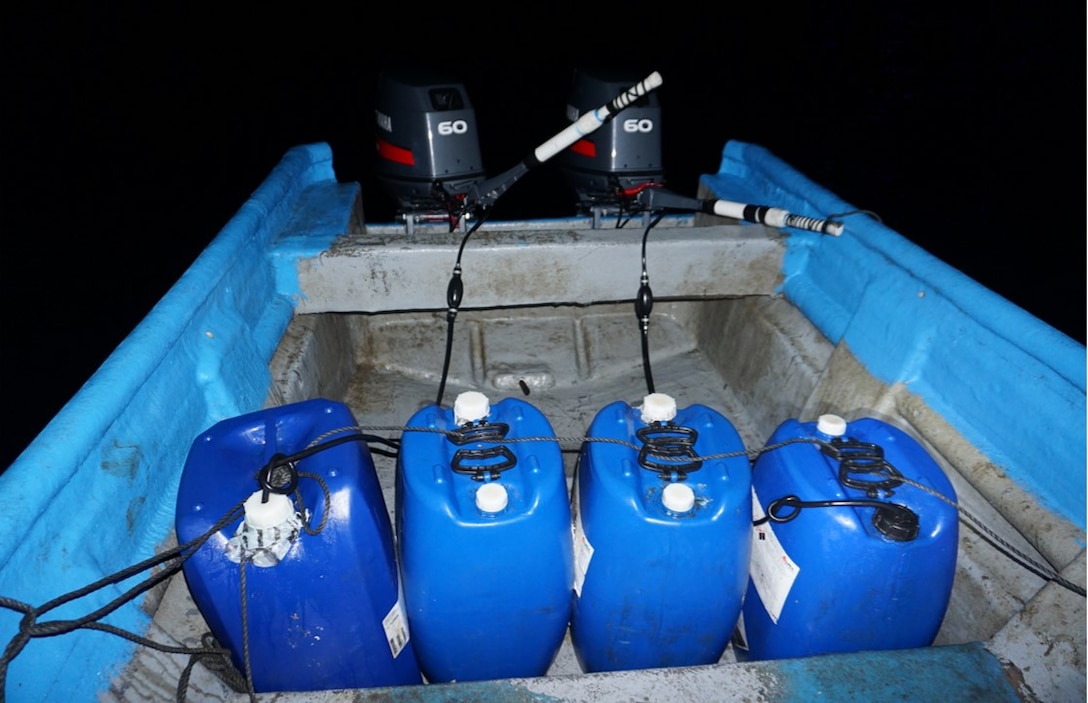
[0, 144, 353, 701]
[0, 139, 1080, 700]
[703, 141, 1085, 531]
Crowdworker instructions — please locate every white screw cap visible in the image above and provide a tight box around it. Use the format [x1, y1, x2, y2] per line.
[454, 391, 491, 425]
[476, 482, 509, 512]
[640, 393, 677, 424]
[662, 482, 695, 513]
[817, 414, 847, 437]
[243, 490, 294, 529]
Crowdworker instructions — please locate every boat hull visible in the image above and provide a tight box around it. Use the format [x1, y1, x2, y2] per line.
[0, 140, 1081, 702]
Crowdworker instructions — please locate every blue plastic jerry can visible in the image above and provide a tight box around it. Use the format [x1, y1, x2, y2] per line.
[396, 391, 573, 683]
[738, 414, 958, 660]
[176, 398, 422, 692]
[570, 392, 752, 673]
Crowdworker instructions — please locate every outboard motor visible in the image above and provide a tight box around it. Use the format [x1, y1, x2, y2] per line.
[557, 68, 664, 226]
[374, 70, 487, 232]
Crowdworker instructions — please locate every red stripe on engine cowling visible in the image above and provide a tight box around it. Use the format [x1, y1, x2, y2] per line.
[376, 138, 415, 166]
[570, 139, 596, 158]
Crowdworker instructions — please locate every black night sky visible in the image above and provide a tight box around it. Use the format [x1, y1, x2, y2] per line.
[2, 5, 1082, 470]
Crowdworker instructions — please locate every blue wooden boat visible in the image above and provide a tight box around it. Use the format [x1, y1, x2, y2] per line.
[0, 70, 1082, 702]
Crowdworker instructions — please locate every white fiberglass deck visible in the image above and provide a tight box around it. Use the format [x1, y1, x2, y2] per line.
[125, 293, 1081, 702]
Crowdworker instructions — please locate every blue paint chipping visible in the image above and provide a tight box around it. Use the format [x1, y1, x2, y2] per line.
[773, 643, 1021, 702]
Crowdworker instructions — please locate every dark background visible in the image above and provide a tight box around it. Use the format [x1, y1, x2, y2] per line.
[2, 6, 1082, 470]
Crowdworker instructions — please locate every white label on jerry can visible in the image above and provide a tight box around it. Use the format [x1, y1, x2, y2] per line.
[571, 481, 594, 597]
[383, 594, 411, 658]
[749, 487, 800, 624]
